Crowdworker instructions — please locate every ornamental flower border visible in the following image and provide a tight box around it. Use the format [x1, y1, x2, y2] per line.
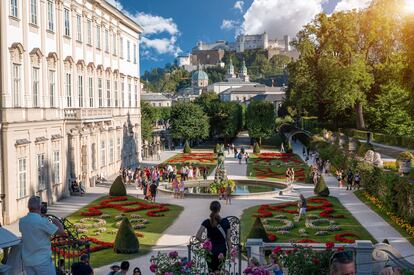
[262, 218, 294, 231]
[52, 237, 114, 258]
[164, 153, 217, 165]
[335, 233, 358, 244]
[305, 216, 340, 232]
[80, 196, 170, 217]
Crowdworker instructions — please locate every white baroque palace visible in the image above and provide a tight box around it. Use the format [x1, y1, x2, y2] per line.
[0, 0, 143, 225]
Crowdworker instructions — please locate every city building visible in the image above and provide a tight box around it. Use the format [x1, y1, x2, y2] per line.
[0, 0, 143, 225]
[191, 67, 209, 95]
[141, 93, 172, 107]
[220, 85, 285, 103]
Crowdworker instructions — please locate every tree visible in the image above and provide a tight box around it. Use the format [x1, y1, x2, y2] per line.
[114, 217, 140, 254]
[140, 102, 157, 142]
[109, 176, 127, 196]
[246, 101, 275, 145]
[170, 102, 209, 143]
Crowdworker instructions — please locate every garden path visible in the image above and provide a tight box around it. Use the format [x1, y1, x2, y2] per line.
[292, 140, 414, 264]
[224, 131, 250, 180]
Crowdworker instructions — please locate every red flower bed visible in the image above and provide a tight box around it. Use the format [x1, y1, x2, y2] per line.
[165, 153, 216, 165]
[335, 233, 358, 243]
[255, 198, 345, 219]
[52, 237, 114, 258]
[80, 196, 170, 217]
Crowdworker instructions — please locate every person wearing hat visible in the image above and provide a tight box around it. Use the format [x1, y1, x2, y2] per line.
[108, 265, 120, 275]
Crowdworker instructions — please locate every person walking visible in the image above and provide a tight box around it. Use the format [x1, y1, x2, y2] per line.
[196, 201, 231, 273]
[336, 170, 343, 188]
[150, 181, 158, 203]
[297, 194, 307, 221]
[225, 184, 232, 205]
[346, 169, 354, 191]
[238, 152, 243, 164]
[19, 196, 65, 275]
[179, 177, 185, 199]
[203, 166, 209, 180]
[245, 152, 249, 164]
[353, 171, 361, 190]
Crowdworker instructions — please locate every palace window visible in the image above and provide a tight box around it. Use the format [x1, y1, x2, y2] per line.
[117, 137, 121, 160]
[53, 151, 60, 184]
[134, 85, 138, 107]
[47, 0, 54, 31]
[64, 8, 70, 36]
[91, 143, 96, 171]
[127, 40, 130, 61]
[96, 25, 101, 49]
[113, 33, 117, 55]
[100, 140, 106, 166]
[76, 14, 82, 41]
[18, 158, 27, 198]
[114, 81, 118, 107]
[10, 0, 18, 18]
[30, 0, 38, 25]
[109, 139, 114, 163]
[87, 20, 92, 44]
[12, 64, 21, 107]
[120, 37, 124, 58]
[105, 29, 109, 52]
[37, 153, 46, 191]
[88, 77, 93, 107]
[32, 67, 40, 107]
[98, 78, 103, 107]
[121, 82, 125, 107]
[133, 44, 137, 64]
[78, 75, 83, 107]
[65, 73, 72, 107]
[49, 70, 55, 107]
[128, 84, 132, 107]
[106, 80, 111, 107]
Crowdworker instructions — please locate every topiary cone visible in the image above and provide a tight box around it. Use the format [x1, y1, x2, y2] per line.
[253, 143, 261, 154]
[109, 175, 127, 197]
[183, 141, 191, 153]
[247, 217, 269, 242]
[314, 176, 330, 197]
[114, 217, 139, 254]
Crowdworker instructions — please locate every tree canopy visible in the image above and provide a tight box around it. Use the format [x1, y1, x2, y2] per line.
[170, 102, 209, 142]
[246, 100, 275, 144]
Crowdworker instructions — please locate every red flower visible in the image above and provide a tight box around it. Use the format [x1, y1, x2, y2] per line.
[267, 233, 277, 242]
[297, 239, 317, 243]
[335, 233, 358, 244]
[312, 257, 320, 265]
[325, 242, 335, 249]
[337, 246, 345, 252]
[272, 246, 282, 254]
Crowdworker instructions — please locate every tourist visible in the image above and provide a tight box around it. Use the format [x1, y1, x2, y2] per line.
[346, 169, 354, 191]
[179, 177, 185, 199]
[324, 160, 331, 174]
[56, 259, 65, 275]
[135, 174, 141, 191]
[265, 254, 283, 275]
[195, 166, 201, 179]
[285, 168, 291, 184]
[297, 194, 307, 221]
[19, 196, 65, 275]
[150, 181, 158, 203]
[157, 148, 161, 160]
[167, 164, 173, 182]
[290, 168, 295, 183]
[71, 254, 93, 275]
[115, 261, 130, 275]
[245, 152, 249, 164]
[234, 148, 238, 158]
[238, 151, 243, 164]
[312, 170, 319, 186]
[203, 166, 209, 180]
[353, 171, 361, 190]
[181, 166, 187, 181]
[108, 265, 120, 275]
[196, 201, 231, 273]
[329, 251, 355, 275]
[133, 267, 142, 275]
[336, 170, 343, 188]
[188, 165, 194, 179]
[172, 177, 179, 198]
[225, 184, 232, 205]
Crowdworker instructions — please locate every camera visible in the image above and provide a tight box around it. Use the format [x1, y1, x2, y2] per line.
[40, 202, 48, 215]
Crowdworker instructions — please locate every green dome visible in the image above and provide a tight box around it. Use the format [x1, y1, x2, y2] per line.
[192, 69, 209, 82]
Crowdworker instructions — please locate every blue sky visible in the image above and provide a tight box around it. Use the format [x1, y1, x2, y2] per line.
[107, 0, 373, 74]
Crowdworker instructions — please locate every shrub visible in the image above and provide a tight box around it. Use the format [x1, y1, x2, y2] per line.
[114, 217, 139, 254]
[109, 176, 127, 197]
[183, 141, 191, 153]
[284, 141, 292, 153]
[314, 176, 330, 197]
[397, 151, 414, 161]
[246, 217, 269, 242]
[214, 143, 221, 154]
[356, 142, 374, 157]
[253, 143, 261, 154]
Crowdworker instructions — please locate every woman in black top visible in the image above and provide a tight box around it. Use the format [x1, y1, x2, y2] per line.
[196, 201, 231, 272]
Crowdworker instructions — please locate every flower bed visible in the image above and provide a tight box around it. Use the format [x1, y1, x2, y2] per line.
[247, 152, 308, 182]
[241, 196, 374, 244]
[164, 152, 217, 165]
[66, 196, 183, 267]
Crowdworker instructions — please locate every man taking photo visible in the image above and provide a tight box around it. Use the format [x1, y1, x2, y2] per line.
[19, 196, 65, 275]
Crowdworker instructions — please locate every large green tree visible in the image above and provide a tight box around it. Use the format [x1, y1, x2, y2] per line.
[170, 102, 209, 142]
[246, 101, 275, 144]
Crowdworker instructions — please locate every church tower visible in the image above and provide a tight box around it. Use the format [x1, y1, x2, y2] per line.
[239, 60, 250, 82]
[225, 58, 236, 80]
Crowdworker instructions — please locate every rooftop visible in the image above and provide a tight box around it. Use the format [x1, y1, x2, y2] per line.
[141, 93, 171, 101]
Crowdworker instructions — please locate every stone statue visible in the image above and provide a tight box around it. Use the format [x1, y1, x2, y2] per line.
[364, 150, 375, 163]
[373, 152, 383, 168]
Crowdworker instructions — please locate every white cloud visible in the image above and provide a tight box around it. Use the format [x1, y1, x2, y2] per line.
[334, 0, 372, 12]
[234, 1, 244, 12]
[221, 19, 239, 31]
[104, 0, 180, 56]
[241, 0, 324, 38]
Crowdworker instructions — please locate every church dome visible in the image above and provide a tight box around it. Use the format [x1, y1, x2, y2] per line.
[192, 69, 209, 82]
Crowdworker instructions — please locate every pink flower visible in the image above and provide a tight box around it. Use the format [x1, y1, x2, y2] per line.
[165, 273, 173, 275]
[218, 253, 225, 260]
[326, 242, 335, 249]
[186, 260, 193, 268]
[272, 246, 282, 254]
[202, 240, 212, 251]
[169, 251, 178, 258]
[149, 264, 157, 273]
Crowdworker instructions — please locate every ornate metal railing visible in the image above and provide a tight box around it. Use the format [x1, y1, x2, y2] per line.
[188, 216, 242, 274]
[47, 214, 90, 273]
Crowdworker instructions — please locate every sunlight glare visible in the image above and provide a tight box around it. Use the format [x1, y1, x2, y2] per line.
[405, 0, 414, 14]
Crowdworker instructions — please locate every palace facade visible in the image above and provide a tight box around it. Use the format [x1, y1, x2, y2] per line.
[0, 0, 143, 224]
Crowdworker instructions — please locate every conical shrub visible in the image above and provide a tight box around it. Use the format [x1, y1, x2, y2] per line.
[114, 217, 139, 254]
[214, 143, 221, 154]
[314, 176, 330, 197]
[183, 141, 191, 153]
[247, 217, 269, 242]
[253, 143, 261, 154]
[109, 175, 127, 197]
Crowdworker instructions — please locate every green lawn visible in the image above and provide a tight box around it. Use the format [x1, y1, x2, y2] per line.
[354, 190, 414, 246]
[66, 196, 183, 267]
[240, 196, 375, 244]
[246, 153, 309, 183]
